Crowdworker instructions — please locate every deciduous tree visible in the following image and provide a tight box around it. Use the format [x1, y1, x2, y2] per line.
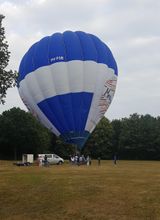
[0, 108, 52, 160]
[0, 14, 16, 104]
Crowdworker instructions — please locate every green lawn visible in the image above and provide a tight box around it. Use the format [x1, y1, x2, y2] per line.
[0, 160, 160, 220]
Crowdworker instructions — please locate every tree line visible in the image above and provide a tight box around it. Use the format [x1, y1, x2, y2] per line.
[84, 113, 160, 160]
[0, 108, 160, 160]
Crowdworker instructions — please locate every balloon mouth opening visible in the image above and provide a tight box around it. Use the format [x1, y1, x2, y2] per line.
[60, 131, 90, 149]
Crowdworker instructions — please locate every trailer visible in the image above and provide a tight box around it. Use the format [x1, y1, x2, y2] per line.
[22, 154, 34, 164]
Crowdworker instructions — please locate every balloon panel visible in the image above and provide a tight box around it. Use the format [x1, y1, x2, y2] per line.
[18, 31, 118, 148]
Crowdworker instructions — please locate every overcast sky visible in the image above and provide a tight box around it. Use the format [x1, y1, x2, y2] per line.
[0, 0, 160, 120]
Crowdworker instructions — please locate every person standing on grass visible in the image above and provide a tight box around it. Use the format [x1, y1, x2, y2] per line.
[113, 154, 117, 165]
[44, 155, 48, 167]
[86, 156, 90, 166]
[77, 155, 80, 166]
[39, 156, 43, 166]
[98, 157, 101, 166]
[71, 155, 74, 165]
[89, 156, 92, 166]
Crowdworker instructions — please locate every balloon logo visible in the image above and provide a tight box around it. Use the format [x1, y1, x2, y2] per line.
[17, 31, 118, 148]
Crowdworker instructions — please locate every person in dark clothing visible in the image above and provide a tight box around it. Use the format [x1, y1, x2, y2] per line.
[44, 155, 49, 166]
[98, 157, 101, 166]
[114, 155, 117, 165]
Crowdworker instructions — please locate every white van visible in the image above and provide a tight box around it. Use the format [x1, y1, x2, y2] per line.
[38, 154, 64, 165]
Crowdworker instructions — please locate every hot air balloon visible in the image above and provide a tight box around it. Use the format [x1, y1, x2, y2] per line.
[17, 31, 118, 149]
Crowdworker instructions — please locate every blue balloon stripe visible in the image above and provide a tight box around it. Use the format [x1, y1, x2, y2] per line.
[18, 31, 118, 83]
[89, 34, 118, 75]
[58, 94, 76, 131]
[37, 92, 93, 135]
[17, 53, 27, 86]
[33, 37, 50, 69]
[76, 31, 98, 61]
[24, 44, 36, 76]
[63, 31, 83, 61]
[38, 97, 69, 134]
[48, 33, 66, 63]
[75, 92, 93, 133]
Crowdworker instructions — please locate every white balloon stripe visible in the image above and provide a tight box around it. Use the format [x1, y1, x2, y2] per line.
[19, 61, 112, 103]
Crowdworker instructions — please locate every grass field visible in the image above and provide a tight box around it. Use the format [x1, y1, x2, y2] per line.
[0, 160, 160, 220]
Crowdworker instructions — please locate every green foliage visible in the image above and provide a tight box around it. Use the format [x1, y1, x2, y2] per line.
[0, 14, 16, 104]
[111, 119, 122, 154]
[118, 114, 160, 160]
[52, 137, 75, 159]
[0, 108, 52, 159]
[84, 117, 113, 159]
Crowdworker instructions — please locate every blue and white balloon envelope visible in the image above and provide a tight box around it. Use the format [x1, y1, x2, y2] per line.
[17, 31, 118, 149]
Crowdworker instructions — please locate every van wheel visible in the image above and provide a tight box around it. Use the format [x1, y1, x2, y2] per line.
[58, 161, 62, 165]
